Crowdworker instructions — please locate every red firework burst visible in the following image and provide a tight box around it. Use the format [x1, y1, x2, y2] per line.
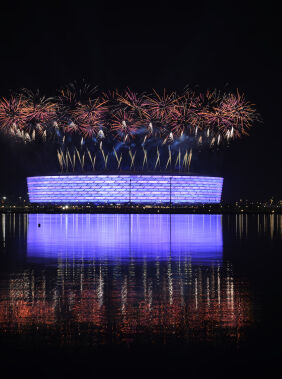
[117, 89, 148, 119]
[0, 85, 260, 146]
[56, 81, 97, 129]
[22, 89, 56, 133]
[111, 109, 136, 140]
[101, 90, 119, 111]
[0, 96, 28, 131]
[217, 92, 258, 137]
[201, 91, 258, 138]
[193, 90, 221, 130]
[56, 88, 80, 128]
[74, 99, 108, 138]
[145, 89, 178, 122]
[170, 92, 201, 136]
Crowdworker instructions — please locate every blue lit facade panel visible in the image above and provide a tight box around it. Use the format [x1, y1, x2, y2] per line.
[27, 175, 223, 204]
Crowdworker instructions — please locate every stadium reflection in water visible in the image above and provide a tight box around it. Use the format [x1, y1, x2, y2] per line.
[0, 214, 253, 346]
[27, 214, 223, 261]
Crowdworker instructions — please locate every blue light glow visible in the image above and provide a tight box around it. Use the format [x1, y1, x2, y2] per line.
[27, 214, 223, 262]
[27, 175, 223, 204]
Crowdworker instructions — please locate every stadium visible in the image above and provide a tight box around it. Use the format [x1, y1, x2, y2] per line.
[27, 173, 223, 204]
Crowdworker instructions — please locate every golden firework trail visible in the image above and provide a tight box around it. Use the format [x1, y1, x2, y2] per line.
[175, 149, 181, 168]
[59, 148, 66, 169]
[87, 149, 96, 170]
[113, 148, 122, 169]
[81, 152, 85, 169]
[75, 147, 85, 169]
[100, 143, 108, 169]
[104, 153, 109, 169]
[182, 150, 188, 169]
[57, 149, 64, 171]
[154, 147, 160, 169]
[165, 146, 172, 169]
[142, 148, 148, 168]
[65, 149, 69, 171]
[129, 149, 136, 169]
[67, 149, 75, 171]
[25, 132, 31, 142]
[73, 151, 76, 171]
[188, 149, 192, 171]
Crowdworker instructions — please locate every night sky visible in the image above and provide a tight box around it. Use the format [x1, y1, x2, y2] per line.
[0, 1, 281, 201]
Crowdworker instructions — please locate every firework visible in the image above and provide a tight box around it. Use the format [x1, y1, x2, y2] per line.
[142, 148, 148, 168]
[175, 149, 181, 169]
[117, 88, 147, 119]
[113, 148, 123, 169]
[145, 89, 177, 120]
[0, 84, 260, 173]
[75, 147, 85, 170]
[74, 98, 108, 137]
[57, 150, 64, 171]
[56, 81, 97, 130]
[0, 86, 258, 144]
[199, 90, 258, 139]
[87, 149, 96, 170]
[67, 148, 75, 171]
[217, 91, 258, 137]
[100, 143, 109, 169]
[143, 89, 177, 138]
[0, 96, 28, 131]
[129, 149, 137, 169]
[165, 146, 172, 169]
[112, 109, 136, 141]
[21, 89, 55, 135]
[155, 147, 161, 169]
[170, 93, 198, 137]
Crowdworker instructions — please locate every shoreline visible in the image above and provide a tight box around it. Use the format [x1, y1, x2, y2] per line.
[1, 205, 280, 215]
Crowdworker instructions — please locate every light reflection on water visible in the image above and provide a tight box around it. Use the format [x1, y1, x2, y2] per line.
[27, 214, 223, 262]
[0, 213, 280, 348]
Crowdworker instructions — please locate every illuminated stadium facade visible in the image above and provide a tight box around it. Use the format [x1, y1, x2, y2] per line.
[27, 174, 223, 204]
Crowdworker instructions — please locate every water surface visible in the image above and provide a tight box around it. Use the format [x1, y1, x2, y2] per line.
[0, 213, 281, 375]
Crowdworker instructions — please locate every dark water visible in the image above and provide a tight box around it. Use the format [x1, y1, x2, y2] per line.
[0, 213, 281, 377]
